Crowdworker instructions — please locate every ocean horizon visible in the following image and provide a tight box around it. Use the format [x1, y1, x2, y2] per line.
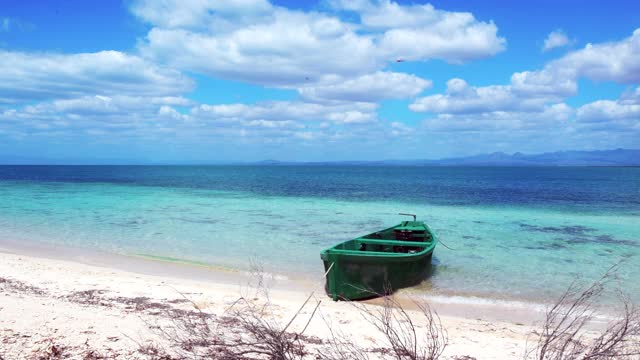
[1, 165, 638, 304]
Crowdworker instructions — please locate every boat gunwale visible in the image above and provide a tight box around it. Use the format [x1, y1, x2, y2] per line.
[321, 247, 434, 258]
[320, 222, 437, 258]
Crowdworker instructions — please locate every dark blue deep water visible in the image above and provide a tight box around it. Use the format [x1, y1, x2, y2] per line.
[1, 166, 638, 213]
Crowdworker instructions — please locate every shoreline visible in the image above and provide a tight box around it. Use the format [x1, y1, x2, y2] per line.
[0, 237, 554, 322]
[0, 237, 624, 325]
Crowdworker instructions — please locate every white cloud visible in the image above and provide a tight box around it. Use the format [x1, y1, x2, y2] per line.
[380, 24, 502, 64]
[158, 105, 187, 121]
[298, 72, 431, 102]
[0, 95, 392, 143]
[560, 30, 640, 83]
[577, 87, 640, 125]
[23, 95, 193, 116]
[192, 100, 378, 125]
[515, 28, 640, 96]
[577, 100, 640, 123]
[326, 111, 375, 124]
[0, 95, 199, 141]
[246, 119, 304, 129]
[510, 69, 576, 98]
[0, 50, 193, 104]
[410, 28, 640, 136]
[330, 0, 506, 63]
[543, 30, 571, 52]
[377, 16, 504, 63]
[8, 1, 638, 155]
[421, 102, 574, 132]
[410, 78, 552, 114]
[133, 0, 505, 87]
[138, 10, 379, 87]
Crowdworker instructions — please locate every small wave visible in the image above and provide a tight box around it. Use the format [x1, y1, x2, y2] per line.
[423, 294, 547, 312]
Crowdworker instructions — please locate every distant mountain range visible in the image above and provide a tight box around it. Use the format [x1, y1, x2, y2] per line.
[1, 149, 638, 166]
[252, 149, 640, 166]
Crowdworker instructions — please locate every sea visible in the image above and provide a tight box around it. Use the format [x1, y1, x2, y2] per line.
[0, 165, 638, 304]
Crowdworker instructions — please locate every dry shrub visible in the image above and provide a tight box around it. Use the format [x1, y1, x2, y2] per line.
[141, 262, 322, 360]
[314, 308, 370, 360]
[140, 263, 450, 359]
[32, 339, 68, 360]
[531, 265, 640, 360]
[354, 295, 448, 360]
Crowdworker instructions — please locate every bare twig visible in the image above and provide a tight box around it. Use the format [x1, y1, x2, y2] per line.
[141, 271, 322, 359]
[315, 306, 370, 360]
[530, 263, 640, 360]
[348, 289, 448, 360]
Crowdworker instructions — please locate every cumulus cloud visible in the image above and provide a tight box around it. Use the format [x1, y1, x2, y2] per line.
[133, 0, 505, 87]
[140, 13, 379, 87]
[0, 94, 385, 142]
[542, 30, 571, 52]
[25, 95, 194, 116]
[577, 87, 640, 126]
[421, 102, 574, 132]
[410, 28, 640, 136]
[410, 78, 554, 114]
[0, 96, 388, 144]
[559, 30, 640, 83]
[0, 95, 196, 140]
[193, 100, 378, 125]
[509, 69, 576, 98]
[326, 111, 375, 124]
[331, 0, 506, 63]
[577, 99, 640, 123]
[83, 97, 369, 130]
[378, 15, 504, 63]
[515, 28, 640, 97]
[331, 0, 506, 61]
[411, 79, 513, 113]
[0, 50, 193, 104]
[1, 100, 150, 137]
[298, 72, 431, 102]
[246, 119, 304, 129]
[6, 1, 638, 156]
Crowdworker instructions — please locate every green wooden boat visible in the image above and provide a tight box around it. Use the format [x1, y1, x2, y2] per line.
[320, 214, 437, 301]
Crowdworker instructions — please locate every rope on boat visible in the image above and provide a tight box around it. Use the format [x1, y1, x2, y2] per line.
[438, 239, 456, 250]
[322, 262, 335, 279]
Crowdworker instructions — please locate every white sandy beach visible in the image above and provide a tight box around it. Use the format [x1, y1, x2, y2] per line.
[0, 243, 556, 360]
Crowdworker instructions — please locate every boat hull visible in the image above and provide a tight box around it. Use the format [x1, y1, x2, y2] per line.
[321, 220, 437, 301]
[321, 249, 433, 300]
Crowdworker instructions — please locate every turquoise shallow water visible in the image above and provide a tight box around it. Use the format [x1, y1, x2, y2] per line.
[0, 166, 638, 304]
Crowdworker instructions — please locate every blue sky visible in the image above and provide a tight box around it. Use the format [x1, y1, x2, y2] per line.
[1, 0, 639, 163]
